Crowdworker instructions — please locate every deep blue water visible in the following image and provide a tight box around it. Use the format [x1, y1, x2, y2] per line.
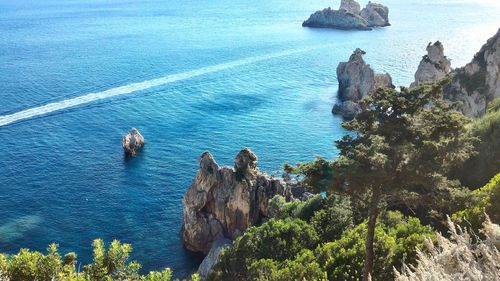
[0, 0, 499, 277]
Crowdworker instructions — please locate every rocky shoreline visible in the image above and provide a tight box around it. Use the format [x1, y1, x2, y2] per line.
[331, 28, 500, 119]
[180, 149, 303, 278]
[444, 28, 500, 118]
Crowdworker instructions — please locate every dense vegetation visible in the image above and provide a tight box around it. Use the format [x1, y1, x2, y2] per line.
[0, 240, 198, 281]
[452, 172, 500, 230]
[2, 84, 499, 280]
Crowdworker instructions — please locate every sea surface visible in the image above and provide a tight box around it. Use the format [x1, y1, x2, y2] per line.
[0, 0, 498, 277]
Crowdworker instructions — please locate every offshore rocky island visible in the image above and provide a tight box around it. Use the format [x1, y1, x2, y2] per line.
[303, 0, 390, 30]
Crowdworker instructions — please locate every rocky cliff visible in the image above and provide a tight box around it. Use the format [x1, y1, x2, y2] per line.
[303, 0, 390, 31]
[444, 28, 500, 118]
[332, 48, 394, 118]
[181, 148, 291, 254]
[411, 41, 451, 87]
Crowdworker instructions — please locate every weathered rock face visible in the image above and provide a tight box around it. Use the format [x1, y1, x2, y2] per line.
[197, 238, 231, 280]
[444, 28, 500, 118]
[340, 0, 361, 14]
[360, 2, 390, 27]
[302, 7, 370, 30]
[332, 48, 394, 118]
[181, 148, 291, 254]
[122, 128, 144, 156]
[303, 0, 389, 30]
[411, 41, 451, 87]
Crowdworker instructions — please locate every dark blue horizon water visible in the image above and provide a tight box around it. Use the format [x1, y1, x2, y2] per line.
[0, 0, 499, 277]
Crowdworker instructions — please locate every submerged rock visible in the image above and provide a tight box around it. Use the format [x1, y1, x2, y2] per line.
[333, 48, 394, 118]
[411, 41, 451, 87]
[444, 28, 500, 118]
[303, 0, 390, 30]
[122, 128, 144, 156]
[181, 148, 291, 254]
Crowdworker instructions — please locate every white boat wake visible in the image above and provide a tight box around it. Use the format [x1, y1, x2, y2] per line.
[0, 46, 320, 127]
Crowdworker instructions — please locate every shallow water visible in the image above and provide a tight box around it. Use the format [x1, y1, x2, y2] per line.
[0, 0, 498, 277]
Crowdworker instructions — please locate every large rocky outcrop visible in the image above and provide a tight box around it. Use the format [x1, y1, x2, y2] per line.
[302, 0, 390, 31]
[332, 48, 394, 118]
[122, 128, 144, 156]
[444, 28, 500, 118]
[181, 148, 291, 254]
[411, 41, 451, 87]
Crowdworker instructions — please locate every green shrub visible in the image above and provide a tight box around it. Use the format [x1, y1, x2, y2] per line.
[311, 195, 353, 241]
[0, 240, 203, 281]
[5, 244, 63, 281]
[210, 218, 319, 280]
[452, 173, 500, 231]
[248, 250, 327, 281]
[83, 239, 141, 281]
[267, 194, 325, 222]
[210, 212, 433, 281]
[315, 212, 434, 280]
[139, 268, 174, 281]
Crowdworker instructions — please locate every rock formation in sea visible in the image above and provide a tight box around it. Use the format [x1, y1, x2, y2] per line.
[444, 28, 500, 118]
[411, 41, 452, 87]
[122, 128, 144, 156]
[302, 0, 390, 31]
[181, 148, 291, 254]
[332, 48, 394, 118]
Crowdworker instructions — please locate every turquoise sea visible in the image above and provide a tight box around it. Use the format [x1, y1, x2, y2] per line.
[0, 0, 499, 277]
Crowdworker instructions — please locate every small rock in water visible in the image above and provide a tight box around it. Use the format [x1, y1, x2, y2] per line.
[122, 128, 144, 156]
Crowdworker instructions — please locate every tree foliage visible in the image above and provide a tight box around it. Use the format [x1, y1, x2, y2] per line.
[285, 81, 476, 279]
[0, 240, 197, 281]
[209, 218, 319, 280]
[209, 211, 434, 281]
[315, 212, 435, 281]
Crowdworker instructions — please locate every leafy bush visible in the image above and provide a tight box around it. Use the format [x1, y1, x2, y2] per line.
[267, 194, 354, 243]
[311, 195, 354, 241]
[210, 211, 433, 281]
[0, 240, 198, 281]
[315, 212, 434, 281]
[247, 250, 327, 281]
[452, 173, 500, 231]
[269, 194, 325, 221]
[209, 218, 319, 280]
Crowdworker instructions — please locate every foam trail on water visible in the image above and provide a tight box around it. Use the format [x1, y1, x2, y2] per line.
[0, 47, 320, 127]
